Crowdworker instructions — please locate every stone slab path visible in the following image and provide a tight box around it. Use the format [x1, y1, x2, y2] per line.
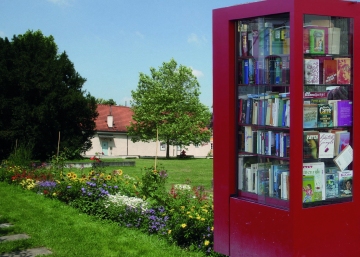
[0, 223, 52, 257]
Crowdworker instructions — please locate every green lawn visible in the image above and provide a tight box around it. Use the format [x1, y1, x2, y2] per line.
[0, 182, 208, 257]
[69, 158, 214, 191]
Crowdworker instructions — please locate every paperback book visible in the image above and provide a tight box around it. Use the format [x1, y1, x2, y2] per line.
[303, 131, 319, 160]
[337, 100, 353, 127]
[338, 170, 353, 197]
[317, 104, 333, 127]
[271, 164, 289, 198]
[303, 162, 326, 201]
[303, 104, 318, 128]
[335, 58, 351, 84]
[325, 172, 339, 199]
[318, 132, 335, 158]
[323, 59, 337, 84]
[304, 59, 320, 84]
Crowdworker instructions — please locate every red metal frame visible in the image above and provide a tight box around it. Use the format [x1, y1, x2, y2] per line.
[213, 0, 360, 256]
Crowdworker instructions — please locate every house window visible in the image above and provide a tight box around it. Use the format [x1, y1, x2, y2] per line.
[160, 143, 166, 151]
[211, 143, 213, 150]
[177, 145, 181, 151]
[195, 144, 200, 148]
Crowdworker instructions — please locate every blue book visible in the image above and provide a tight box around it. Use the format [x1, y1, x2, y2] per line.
[243, 59, 249, 84]
[271, 164, 289, 198]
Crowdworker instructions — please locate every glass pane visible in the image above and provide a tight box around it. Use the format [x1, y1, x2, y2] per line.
[303, 14, 353, 208]
[236, 13, 290, 210]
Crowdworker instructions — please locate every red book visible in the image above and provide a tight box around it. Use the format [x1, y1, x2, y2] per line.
[335, 58, 351, 84]
[323, 60, 337, 84]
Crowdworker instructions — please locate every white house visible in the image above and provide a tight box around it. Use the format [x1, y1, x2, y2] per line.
[84, 105, 213, 158]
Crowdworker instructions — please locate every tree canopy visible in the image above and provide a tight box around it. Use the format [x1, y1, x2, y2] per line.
[127, 58, 212, 158]
[96, 98, 117, 106]
[0, 30, 98, 161]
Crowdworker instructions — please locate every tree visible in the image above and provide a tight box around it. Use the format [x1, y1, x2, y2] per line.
[127, 58, 212, 158]
[0, 30, 98, 161]
[96, 98, 117, 105]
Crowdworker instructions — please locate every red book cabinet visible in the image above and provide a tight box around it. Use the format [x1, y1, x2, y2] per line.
[212, 0, 359, 256]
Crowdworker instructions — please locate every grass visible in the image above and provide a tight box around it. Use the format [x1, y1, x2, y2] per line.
[68, 158, 214, 191]
[0, 182, 207, 257]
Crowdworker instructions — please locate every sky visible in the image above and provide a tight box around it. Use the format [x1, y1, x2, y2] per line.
[0, 0, 251, 109]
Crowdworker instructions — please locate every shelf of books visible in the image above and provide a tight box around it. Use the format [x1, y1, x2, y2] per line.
[302, 14, 353, 208]
[236, 14, 291, 209]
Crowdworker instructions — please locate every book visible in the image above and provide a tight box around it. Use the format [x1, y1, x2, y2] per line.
[318, 132, 335, 158]
[271, 27, 283, 55]
[240, 23, 248, 56]
[303, 175, 315, 202]
[334, 145, 353, 171]
[281, 171, 289, 200]
[325, 172, 339, 199]
[244, 126, 253, 153]
[335, 58, 351, 84]
[338, 170, 353, 197]
[303, 92, 327, 99]
[317, 104, 333, 127]
[304, 59, 319, 84]
[323, 59, 337, 84]
[337, 100, 353, 127]
[303, 162, 326, 201]
[257, 168, 270, 196]
[327, 99, 340, 126]
[303, 104, 318, 128]
[328, 27, 341, 55]
[243, 59, 249, 84]
[303, 131, 319, 160]
[334, 131, 350, 156]
[271, 164, 289, 198]
[309, 28, 325, 54]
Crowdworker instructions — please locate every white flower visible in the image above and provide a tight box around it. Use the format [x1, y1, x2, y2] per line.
[174, 184, 191, 191]
[104, 193, 148, 211]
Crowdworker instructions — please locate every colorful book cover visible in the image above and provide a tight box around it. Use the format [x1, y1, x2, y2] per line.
[303, 175, 315, 202]
[317, 104, 333, 127]
[325, 172, 339, 199]
[264, 27, 272, 56]
[337, 100, 353, 127]
[309, 28, 325, 54]
[255, 60, 264, 84]
[257, 168, 270, 196]
[251, 30, 260, 59]
[323, 59, 337, 84]
[335, 58, 351, 84]
[334, 131, 350, 156]
[304, 59, 319, 84]
[271, 164, 289, 198]
[318, 132, 335, 158]
[282, 56, 290, 84]
[309, 98, 327, 104]
[338, 170, 353, 197]
[303, 131, 319, 160]
[303, 92, 327, 99]
[240, 23, 248, 56]
[303, 162, 326, 201]
[271, 28, 283, 55]
[303, 104, 318, 128]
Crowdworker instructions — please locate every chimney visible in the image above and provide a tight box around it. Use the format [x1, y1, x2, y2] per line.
[107, 105, 113, 128]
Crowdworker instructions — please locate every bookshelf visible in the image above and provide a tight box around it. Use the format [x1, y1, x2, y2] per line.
[213, 0, 359, 256]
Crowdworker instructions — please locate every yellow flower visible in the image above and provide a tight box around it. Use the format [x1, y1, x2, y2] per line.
[181, 224, 187, 228]
[180, 206, 185, 210]
[117, 169, 123, 175]
[168, 230, 172, 234]
[66, 172, 72, 178]
[186, 211, 191, 214]
[196, 216, 201, 220]
[71, 174, 77, 179]
[89, 171, 95, 176]
[106, 175, 112, 180]
[52, 192, 57, 196]
[211, 226, 214, 231]
[201, 218, 205, 221]
[189, 215, 193, 219]
[204, 240, 210, 246]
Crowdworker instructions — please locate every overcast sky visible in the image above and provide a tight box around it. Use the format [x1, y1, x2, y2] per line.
[0, 0, 252, 109]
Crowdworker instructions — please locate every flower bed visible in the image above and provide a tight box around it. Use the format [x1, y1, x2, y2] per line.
[0, 155, 218, 256]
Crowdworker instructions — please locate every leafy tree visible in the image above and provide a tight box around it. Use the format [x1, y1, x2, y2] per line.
[127, 58, 211, 158]
[96, 98, 117, 105]
[0, 30, 98, 161]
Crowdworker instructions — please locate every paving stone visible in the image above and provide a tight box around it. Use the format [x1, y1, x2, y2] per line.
[0, 247, 52, 257]
[0, 224, 13, 228]
[0, 234, 30, 242]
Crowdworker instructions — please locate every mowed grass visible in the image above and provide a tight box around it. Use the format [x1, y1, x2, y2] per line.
[71, 158, 214, 191]
[0, 182, 207, 257]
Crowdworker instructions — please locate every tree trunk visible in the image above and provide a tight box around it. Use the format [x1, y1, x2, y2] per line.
[166, 138, 170, 158]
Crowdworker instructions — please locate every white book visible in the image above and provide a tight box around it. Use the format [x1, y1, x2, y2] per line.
[303, 162, 326, 201]
[281, 171, 289, 200]
[318, 132, 335, 158]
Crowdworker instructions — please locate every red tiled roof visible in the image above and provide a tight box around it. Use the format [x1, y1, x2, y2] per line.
[95, 104, 134, 132]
